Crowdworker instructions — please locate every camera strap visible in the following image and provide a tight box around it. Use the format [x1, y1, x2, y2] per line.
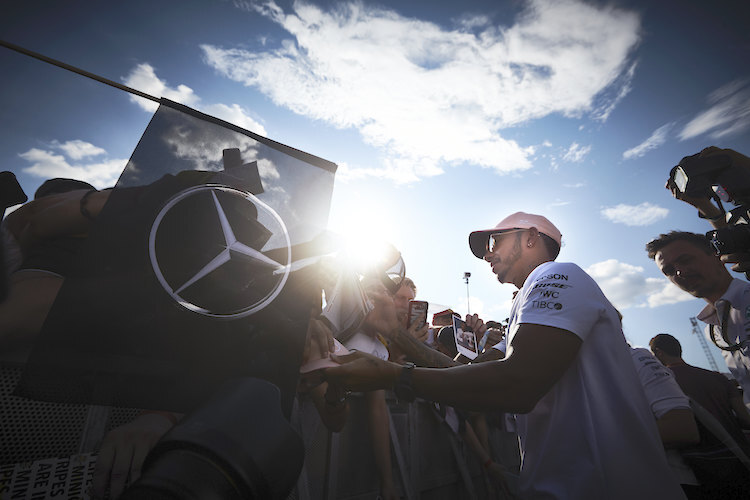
[709, 300, 747, 352]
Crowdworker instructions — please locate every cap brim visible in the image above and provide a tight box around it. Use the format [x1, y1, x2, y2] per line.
[469, 230, 495, 259]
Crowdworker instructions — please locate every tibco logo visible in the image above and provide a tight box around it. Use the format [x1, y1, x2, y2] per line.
[532, 300, 563, 310]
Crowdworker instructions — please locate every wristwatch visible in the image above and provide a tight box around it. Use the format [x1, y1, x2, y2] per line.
[393, 362, 416, 402]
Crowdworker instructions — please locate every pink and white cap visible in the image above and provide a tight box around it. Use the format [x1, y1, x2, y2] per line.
[468, 212, 562, 259]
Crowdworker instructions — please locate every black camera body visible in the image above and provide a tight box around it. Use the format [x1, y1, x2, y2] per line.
[707, 207, 750, 256]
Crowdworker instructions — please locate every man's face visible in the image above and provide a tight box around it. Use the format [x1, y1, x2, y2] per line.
[361, 278, 396, 333]
[654, 240, 729, 300]
[484, 229, 526, 284]
[393, 284, 415, 326]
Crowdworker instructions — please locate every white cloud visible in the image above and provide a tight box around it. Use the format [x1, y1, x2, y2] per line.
[548, 200, 570, 207]
[563, 182, 585, 188]
[457, 294, 513, 323]
[585, 259, 694, 310]
[19, 144, 126, 189]
[122, 63, 200, 112]
[622, 122, 674, 159]
[203, 0, 640, 183]
[646, 281, 695, 308]
[601, 202, 669, 226]
[590, 61, 637, 122]
[562, 142, 592, 163]
[122, 64, 268, 136]
[203, 103, 267, 135]
[679, 79, 750, 140]
[53, 140, 106, 160]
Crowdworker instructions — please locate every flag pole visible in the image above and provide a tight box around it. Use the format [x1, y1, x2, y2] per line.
[0, 39, 160, 105]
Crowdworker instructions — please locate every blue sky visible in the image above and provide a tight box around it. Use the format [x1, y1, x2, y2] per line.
[2, 0, 750, 370]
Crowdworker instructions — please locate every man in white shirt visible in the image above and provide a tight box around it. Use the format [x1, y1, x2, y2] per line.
[327, 212, 685, 499]
[646, 230, 750, 410]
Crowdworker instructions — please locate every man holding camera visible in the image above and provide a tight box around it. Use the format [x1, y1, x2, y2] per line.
[646, 231, 750, 410]
[326, 212, 684, 499]
[667, 146, 750, 272]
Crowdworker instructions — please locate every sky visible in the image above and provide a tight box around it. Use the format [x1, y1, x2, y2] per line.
[2, 0, 750, 371]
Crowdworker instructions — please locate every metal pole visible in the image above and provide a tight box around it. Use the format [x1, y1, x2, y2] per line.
[463, 272, 471, 315]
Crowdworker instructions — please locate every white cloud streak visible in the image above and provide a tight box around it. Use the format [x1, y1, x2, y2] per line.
[622, 122, 674, 160]
[19, 141, 126, 189]
[680, 79, 750, 140]
[123, 63, 200, 112]
[122, 63, 268, 136]
[562, 142, 592, 163]
[585, 259, 694, 310]
[203, 0, 641, 183]
[600, 202, 669, 226]
[53, 139, 107, 160]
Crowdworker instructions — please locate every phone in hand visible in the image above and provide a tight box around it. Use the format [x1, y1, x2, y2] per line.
[408, 300, 429, 328]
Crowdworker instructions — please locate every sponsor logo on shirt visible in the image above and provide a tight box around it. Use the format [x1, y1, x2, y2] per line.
[532, 282, 573, 290]
[537, 273, 569, 281]
[532, 300, 563, 310]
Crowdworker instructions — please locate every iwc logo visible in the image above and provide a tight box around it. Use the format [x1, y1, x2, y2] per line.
[149, 184, 291, 319]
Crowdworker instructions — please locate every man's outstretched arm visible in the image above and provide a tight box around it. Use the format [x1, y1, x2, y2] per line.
[327, 323, 581, 413]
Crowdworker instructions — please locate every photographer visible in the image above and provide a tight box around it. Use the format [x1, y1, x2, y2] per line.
[646, 232, 750, 411]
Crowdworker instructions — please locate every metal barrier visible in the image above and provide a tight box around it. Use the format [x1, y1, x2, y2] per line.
[1, 362, 520, 499]
[292, 391, 520, 499]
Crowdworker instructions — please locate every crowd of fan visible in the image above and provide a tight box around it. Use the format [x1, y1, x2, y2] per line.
[3, 147, 750, 500]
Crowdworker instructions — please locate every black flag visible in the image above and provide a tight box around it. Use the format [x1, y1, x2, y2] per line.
[18, 99, 336, 416]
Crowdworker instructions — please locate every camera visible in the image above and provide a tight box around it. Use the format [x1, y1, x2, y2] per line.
[670, 150, 750, 258]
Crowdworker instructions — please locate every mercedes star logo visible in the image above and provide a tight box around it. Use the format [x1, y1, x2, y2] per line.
[149, 184, 291, 318]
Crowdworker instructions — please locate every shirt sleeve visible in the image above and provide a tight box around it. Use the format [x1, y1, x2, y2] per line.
[631, 348, 690, 418]
[491, 337, 507, 354]
[514, 262, 607, 341]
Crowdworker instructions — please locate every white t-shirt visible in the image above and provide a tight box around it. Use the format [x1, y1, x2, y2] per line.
[508, 261, 685, 499]
[342, 331, 389, 361]
[630, 347, 697, 486]
[697, 278, 750, 409]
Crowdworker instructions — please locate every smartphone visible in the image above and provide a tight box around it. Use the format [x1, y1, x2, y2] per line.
[408, 300, 429, 328]
[452, 316, 479, 360]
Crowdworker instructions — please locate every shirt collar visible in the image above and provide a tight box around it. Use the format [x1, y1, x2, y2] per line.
[697, 278, 746, 324]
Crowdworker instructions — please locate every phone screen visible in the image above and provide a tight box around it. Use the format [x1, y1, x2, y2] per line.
[408, 300, 429, 328]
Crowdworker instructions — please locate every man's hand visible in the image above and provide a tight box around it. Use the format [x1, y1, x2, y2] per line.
[91, 412, 176, 499]
[465, 314, 487, 340]
[665, 175, 719, 214]
[665, 146, 750, 224]
[326, 351, 401, 393]
[406, 320, 430, 343]
[720, 253, 750, 273]
[302, 315, 335, 364]
[483, 328, 504, 351]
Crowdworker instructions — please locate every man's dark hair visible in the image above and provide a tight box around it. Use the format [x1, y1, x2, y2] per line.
[541, 233, 561, 260]
[649, 333, 682, 357]
[645, 231, 713, 260]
